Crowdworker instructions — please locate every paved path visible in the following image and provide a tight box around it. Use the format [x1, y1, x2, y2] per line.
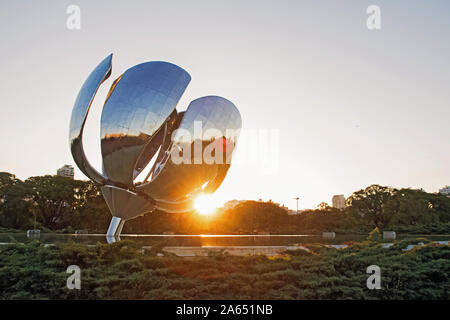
[145, 241, 449, 256]
[151, 245, 309, 257]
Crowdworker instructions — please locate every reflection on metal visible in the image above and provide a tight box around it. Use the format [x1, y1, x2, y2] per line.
[106, 216, 124, 243]
[136, 96, 241, 213]
[106, 216, 124, 242]
[69, 54, 112, 185]
[69, 54, 241, 240]
[101, 62, 191, 187]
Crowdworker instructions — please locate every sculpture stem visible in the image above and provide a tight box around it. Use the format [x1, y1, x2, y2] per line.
[106, 217, 125, 243]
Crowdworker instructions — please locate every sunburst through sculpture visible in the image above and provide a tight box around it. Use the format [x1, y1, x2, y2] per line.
[69, 54, 241, 241]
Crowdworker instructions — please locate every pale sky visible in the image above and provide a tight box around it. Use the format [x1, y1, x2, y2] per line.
[0, 1, 449, 210]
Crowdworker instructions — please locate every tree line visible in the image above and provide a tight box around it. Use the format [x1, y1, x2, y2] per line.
[1, 172, 449, 234]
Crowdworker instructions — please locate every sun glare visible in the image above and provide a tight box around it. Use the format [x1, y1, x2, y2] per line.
[195, 194, 217, 216]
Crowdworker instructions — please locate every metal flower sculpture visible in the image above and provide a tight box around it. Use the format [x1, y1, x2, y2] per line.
[69, 54, 241, 241]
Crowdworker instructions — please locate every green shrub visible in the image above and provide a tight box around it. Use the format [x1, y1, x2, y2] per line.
[0, 238, 448, 300]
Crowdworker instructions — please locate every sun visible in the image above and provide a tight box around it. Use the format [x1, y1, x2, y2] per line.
[194, 194, 217, 216]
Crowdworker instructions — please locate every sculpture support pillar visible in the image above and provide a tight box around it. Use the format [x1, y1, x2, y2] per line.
[106, 217, 125, 242]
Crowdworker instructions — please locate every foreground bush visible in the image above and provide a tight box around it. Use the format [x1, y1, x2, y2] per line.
[0, 239, 448, 300]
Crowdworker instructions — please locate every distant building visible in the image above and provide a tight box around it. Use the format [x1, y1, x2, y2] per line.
[332, 194, 346, 209]
[439, 186, 450, 196]
[57, 165, 74, 179]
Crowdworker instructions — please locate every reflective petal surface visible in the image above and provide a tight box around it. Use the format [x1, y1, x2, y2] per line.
[100, 62, 191, 187]
[136, 96, 241, 212]
[69, 54, 112, 184]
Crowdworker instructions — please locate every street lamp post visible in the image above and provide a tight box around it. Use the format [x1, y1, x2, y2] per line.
[294, 197, 300, 214]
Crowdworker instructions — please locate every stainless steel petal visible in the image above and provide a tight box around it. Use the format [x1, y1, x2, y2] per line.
[136, 96, 241, 213]
[69, 54, 112, 184]
[134, 109, 178, 180]
[100, 61, 191, 187]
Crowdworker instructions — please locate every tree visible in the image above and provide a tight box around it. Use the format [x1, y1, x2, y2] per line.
[347, 185, 400, 229]
[69, 180, 111, 232]
[0, 172, 33, 228]
[219, 200, 290, 233]
[23, 175, 85, 230]
[392, 189, 436, 226]
[317, 202, 330, 210]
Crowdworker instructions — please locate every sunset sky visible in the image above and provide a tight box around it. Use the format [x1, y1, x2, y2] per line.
[0, 0, 449, 210]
